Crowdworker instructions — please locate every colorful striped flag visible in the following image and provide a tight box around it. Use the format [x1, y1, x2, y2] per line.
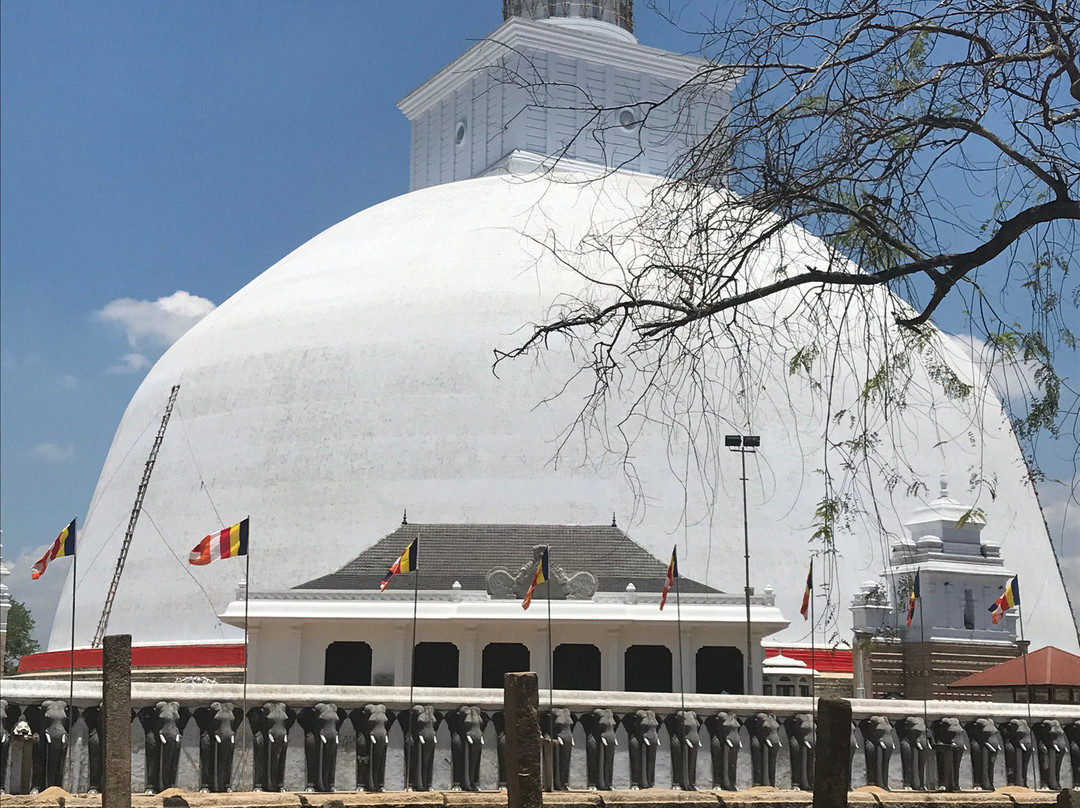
[906, 570, 920, 627]
[31, 518, 76, 580]
[189, 518, 249, 566]
[989, 576, 1020, 624]
[380, 535, 418, 592]
[660, 545, 678, 610]
[800, 560, 813, 620]
[522, 546, 549, 610]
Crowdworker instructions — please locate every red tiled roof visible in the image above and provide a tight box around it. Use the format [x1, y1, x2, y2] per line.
[948, 645, 1080, 689]
[764, 646, 853, 673]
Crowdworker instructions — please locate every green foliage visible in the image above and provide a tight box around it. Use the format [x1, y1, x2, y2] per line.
[4, 599, 40, 674]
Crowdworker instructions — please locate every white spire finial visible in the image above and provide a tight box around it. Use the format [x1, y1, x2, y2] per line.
[939, 474, 948, 499]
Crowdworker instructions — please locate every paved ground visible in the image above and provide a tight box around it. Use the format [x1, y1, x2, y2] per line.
[2, 787, 1077, 808]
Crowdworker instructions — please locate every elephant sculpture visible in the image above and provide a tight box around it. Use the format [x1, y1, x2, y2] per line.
[403, 705, 442, 791]
[744, 712, 780, 787]
[491, 711, 507, 789]
[0, 700, 19, 794]
[849, 721, 860, 789]
[665, 710, 701, 791]
[248, 702, 295, 792]
[81, 705, 103, 794]
[999, 718, 1033, 787]
[623, 709, 660, 790]
[580, 708, 620, 790]
[541, 708, 577, 791]
[25, 700, 76, 794]
[704, 712, 741, 791]
[931, 717, 966, 792]
[349, 704, 394, 792]
[447, 706, 488, 791]
[193, 702, 243, 793]
[858, 715, 895, 789]
[136, 701, 189, 794]
[784, 713, 815, 791]
[299, 702, 346, 793]
[1033, 718, 1067, 791]
[965, 717, 1002, 791]
[1065, 718, 1080, 792]
[894, 715, 931, 790]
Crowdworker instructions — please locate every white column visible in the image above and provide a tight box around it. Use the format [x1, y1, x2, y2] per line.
[287, 624, 304, 684]
[604, 628, 622, 690]
[460, 626, 479, 688]
[246, 625, 260, 683]
[394, 626, 408, 687]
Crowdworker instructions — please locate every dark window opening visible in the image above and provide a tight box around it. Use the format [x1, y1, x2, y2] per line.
[696, 646, 744, 695]
[414, 642, 459, 687]
[624, 644, 672, 692]
[553, 644, 601, 690]
[482, 642, 530, 688]
[964, 588, 975, 630]
[324, 641, 372, 686]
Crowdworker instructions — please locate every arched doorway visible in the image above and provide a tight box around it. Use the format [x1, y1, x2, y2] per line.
[482, 642, 530, 688]
[696, 646, 744, 694]
[553, 643, 601, 690]
[624, 645, 672, 692]
[414, 642, 459, 687]
[324, 641, 372, 686]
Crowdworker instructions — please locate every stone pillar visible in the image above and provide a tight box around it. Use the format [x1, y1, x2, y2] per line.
[813, 697, 851, 808]
[101, 634, 131, 808]
[460, 625, 479, 688]
[504, 672, 542, 808]
[604, 629, 621, 690]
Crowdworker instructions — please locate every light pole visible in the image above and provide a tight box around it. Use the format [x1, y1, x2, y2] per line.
[726, 433, 760, 695]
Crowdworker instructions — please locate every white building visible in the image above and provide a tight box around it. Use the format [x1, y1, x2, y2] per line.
[31, 0, 1077, 678]
[224, 521, 787, 692]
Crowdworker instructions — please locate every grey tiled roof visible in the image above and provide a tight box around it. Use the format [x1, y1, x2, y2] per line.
[295, 523, 719, 595]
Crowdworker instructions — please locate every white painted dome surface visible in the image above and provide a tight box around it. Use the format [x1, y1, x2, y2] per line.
[49, 172, 1078, 654]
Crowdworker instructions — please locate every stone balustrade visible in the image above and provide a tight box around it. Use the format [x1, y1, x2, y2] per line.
[2, 680, 1077, 795]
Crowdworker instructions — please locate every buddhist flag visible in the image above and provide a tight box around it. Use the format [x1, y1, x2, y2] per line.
[522, 546, 549, 610]
[906, 570, 920, 627]
[989, 576, 1020, 624]
[660, 545, 678, 610]
[800, 560, 813, 620]
[189, 518, 249, 566]
[380, 535, 418, 592]
[31, 518, 76, 580]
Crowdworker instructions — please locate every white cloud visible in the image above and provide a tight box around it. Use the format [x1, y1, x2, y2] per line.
[34, 442, 75, 462]
[106, 352, 151, 375]
[948, 334, 1043, 409]
[54, 373, 78, 389]
[96, 290, 216, 350]
[2, 543, 67, 648]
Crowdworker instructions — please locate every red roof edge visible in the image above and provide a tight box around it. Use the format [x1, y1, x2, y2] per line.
[949, 645, 1080, 689]
[18, 643, 245, 673]
[764, 646, 853, 673]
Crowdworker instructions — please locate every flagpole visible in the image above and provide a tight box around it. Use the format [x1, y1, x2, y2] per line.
[915, 572, 929, 759]
[240, 528, 251, 791]
[68, 533, 77, 789]
[1016, 588, 1033, 767]
[809, 561, 816, 710]
[675, 552, 685, 715]
[546, 545, 554, 788]
[406, 532, 420, 791]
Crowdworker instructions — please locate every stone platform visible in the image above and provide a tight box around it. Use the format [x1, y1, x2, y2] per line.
[3, 787, 1077, 808]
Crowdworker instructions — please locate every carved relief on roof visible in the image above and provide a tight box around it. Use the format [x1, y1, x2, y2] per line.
[485, 545, 598, 600]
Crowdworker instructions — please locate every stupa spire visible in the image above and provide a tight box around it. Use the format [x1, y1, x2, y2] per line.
[503, 0, 633, 34]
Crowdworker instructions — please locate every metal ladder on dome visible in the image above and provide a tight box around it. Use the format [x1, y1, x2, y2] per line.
[91, 383, 181, 648]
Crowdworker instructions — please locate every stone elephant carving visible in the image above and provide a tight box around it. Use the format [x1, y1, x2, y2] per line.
[849, 721, 860, 789]
[893, 716, 931, 791]
[81, 705, 102, 795]
[491, 711, 507, 789]
[931, 717, 966, 792]
[744, 712, 780, 788]
[623, 709, 660, 790]
[403, 705, 442, 791]
[25, 700, 77, 794]
[1064, 718, 1080, 792]
[447, 706, 488, 791]
[580, 708, 620, 790]
[193, 702, 243, 793]
[349, 704, 394, 792]
[784, 713, 815, 791]
[998, 718, 1032, 787]
[248, 702, 295, 792]
[703, 711, 741, 791]
[0, 700, 19, 795]
[858, 715, 895, 789]
[299, 702, 346, 793]
[541, 708, 576, 791]
[136, 701, 189, 794]
[1033, 718, 1067, 791]
[965, 717, 1001, 791]
[666, 710, 702, 791]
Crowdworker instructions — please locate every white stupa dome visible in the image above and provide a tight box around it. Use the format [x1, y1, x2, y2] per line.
[46, 7, 1077, 658]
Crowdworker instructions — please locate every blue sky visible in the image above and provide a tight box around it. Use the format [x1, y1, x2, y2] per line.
[2, 2, 1076, 644]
